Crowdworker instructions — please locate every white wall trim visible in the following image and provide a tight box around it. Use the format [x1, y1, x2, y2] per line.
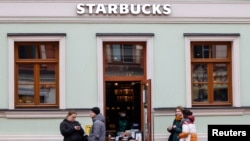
[0, 110, 90, 119]
[0, 135, 62, 141]
[155, 132, 207, 141]
[96, 35, 154, 114]
[8, 36, 66, 109]
[1, 1, 250, 24]
[154, 108, 250, 116]
[184, 35, 240, 108]
[2, 107, 249, 118]
[96, 37, 104, 112]
[2, 17, 250, 24]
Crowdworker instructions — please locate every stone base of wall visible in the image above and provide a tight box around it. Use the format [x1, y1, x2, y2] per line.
[156, 133, 207, 141]
[0, 133, 207, 141]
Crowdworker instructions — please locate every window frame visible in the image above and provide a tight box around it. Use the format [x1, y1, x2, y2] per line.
[8, 35, 66, 109]
[15, 42, 59, 108]
[191, 41, 232, 106]
[103, 42, 146, 78]
[184, 34, 240, 107]
[96, 34, 154, 109]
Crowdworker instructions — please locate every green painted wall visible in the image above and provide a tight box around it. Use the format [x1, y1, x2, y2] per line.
[1, 23, 250, 108]
[0, 23, 250, 135]
[0, 116, 92, 134]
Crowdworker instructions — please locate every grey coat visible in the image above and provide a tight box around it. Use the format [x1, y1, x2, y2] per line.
[88, 114, 106, 141]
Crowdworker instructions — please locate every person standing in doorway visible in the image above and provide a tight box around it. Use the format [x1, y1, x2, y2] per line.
[60, 110, 85, 141]
[88, 107, 106, 141]
[167, 106, 184, 141]
[116, 110, 130, 136]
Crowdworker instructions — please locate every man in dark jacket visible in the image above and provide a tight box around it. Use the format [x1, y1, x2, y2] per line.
[60, 111, 85, 141]
[88, 107, 106, 141]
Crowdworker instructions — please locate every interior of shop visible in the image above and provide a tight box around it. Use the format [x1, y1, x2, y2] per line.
[105, 81, 141, 137]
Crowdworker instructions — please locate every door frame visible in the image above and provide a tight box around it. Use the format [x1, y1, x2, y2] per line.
[96, 34, 154, 139]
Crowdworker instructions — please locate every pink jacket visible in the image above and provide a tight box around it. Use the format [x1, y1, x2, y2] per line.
[178, 115, 197, 141]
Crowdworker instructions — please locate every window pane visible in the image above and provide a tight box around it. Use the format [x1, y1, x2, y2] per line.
[193, 45, 209, 58]
[212, 45, 227, 58]
[105, 43, 144, 76]
[192, 64, 208, 102]
[40, 64, 56, 82]
[213, 63, 228, 82]
[123, 44, 133, 63]
[18, 64, 34, 84]
[39, 85, 56, 104]
[18, 45, 36, 59]
[112, 44, 121, 62]
[17, 64, 35, 103]
[40, 64, 56, 104]
[18, 85, 34, 103]
[38, 44, 56, 59]
[192, 64, 208, 83]
[192, 84, 208, 102]
[213, 84, 228, 101]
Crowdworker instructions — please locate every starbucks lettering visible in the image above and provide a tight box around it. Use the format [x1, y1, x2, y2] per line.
[76, 3, 171, 15]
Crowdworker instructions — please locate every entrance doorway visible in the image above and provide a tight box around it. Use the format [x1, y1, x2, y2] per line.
[105, 81, 141, 137]
[98, 37, 154, 140]
[105, 80, 152, 141]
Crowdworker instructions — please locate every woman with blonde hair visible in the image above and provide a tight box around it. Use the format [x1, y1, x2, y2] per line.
[60, 110, 85, 141]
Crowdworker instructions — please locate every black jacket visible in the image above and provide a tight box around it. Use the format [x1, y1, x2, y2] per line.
[60, 119, 85, 141]
[167, 119, 182, 141]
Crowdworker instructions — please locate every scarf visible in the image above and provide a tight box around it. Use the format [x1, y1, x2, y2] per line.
[175, 115, 183, 121]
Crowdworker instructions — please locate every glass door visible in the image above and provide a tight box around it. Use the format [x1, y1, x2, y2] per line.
[141, 79, 152, 141]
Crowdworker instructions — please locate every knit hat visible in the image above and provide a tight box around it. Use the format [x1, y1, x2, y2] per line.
[91, 107, 100, 115]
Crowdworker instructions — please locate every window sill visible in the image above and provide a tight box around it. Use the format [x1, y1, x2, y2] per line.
[0, 109, 89, 119]
[154, 107, 250, 116]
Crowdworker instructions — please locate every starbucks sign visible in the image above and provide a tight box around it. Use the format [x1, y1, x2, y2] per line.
[76, 4, 171, 15]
